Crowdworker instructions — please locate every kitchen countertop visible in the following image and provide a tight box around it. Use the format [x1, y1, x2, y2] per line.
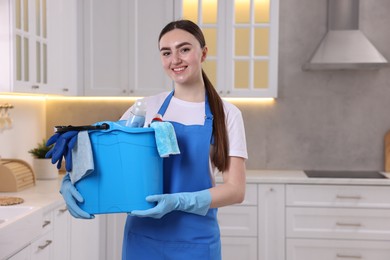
[0, 176, 64, 211]
[2, 170, 390, 206]
[242, 170, 390, 185]
[0, 176, 64, 259]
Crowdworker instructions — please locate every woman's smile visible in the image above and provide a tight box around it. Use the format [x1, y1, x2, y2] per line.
[172, 66, 187, 73]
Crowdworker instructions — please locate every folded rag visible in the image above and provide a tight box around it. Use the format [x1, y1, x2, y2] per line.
[69, 131, 94, 184]
[150, 121, 180, 158]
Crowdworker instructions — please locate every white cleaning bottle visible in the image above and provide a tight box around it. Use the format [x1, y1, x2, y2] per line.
[126, 99, 147, 128]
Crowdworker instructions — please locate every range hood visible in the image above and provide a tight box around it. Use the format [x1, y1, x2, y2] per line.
[303, 0, 388, 70]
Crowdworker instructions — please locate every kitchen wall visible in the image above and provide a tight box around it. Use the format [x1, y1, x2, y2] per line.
[0, 97, 46, 166]
[2, 0, 390, 171]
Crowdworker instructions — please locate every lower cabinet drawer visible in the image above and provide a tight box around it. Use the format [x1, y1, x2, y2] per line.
[287, 239, 390, 260]
[218, 206, 257, 236]
[286, 184, 390, 208]
[286, 207, 390, 240]
[221, 237, 257, 260]
[30, 231, 53, 260]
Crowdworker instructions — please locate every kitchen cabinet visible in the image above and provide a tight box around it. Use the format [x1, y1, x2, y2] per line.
[106, 214, 127, 260]
[7, 245, 30, 260]
[285, 184, 390, 260]
[217, 183, 285, 260]
[29, 232, 53, 260]
[178, 0, 279, 98]
[3, 202, 105, 260]
[83, 0, 173, 96]
[0, 0, 78, 95]
[257, 184, 285, 260]
[70, 216, 106, 260]
[218, 184, 258, 260]
[52, 205, 70, 260]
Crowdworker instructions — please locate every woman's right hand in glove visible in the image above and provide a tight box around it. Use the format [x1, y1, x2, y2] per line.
[60, 173, 94, 219]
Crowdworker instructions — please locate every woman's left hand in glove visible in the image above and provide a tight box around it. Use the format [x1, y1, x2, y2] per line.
[130, 190, 211, 219]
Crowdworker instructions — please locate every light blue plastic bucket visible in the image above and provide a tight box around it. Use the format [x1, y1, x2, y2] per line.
[75, 121, 163, 214]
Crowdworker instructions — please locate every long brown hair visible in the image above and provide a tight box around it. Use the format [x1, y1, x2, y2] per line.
[159, 20, 229, 172]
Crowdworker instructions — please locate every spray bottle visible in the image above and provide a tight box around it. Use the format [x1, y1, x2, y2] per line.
[126, 99, 147, 128]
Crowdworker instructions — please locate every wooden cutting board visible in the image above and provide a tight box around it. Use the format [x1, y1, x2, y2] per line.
[385, 130, 390, 172]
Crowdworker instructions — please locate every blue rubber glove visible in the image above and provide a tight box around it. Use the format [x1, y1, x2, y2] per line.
[45, 131, 78, 171]
[130, 190, 211, 219]
[60, 173, 94, 219]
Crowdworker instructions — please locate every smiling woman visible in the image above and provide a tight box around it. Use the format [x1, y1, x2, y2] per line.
[55, 19, 248, 260]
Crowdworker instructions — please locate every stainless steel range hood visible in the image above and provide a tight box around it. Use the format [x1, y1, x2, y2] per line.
[303, 0, 388, 70]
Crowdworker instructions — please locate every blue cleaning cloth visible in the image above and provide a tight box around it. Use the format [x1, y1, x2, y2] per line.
[150, 121, 180, 158]
[69, 131, 94, 184]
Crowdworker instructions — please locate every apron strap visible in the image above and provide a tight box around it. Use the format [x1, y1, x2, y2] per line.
[157, 91, 214, 129]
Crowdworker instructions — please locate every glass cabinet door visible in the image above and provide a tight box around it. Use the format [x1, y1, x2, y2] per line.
[180, 0, 278, 98]
[13, 0, 48, 91]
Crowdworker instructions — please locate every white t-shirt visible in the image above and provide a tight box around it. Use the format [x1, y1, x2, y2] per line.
[120, 92, 248, 180]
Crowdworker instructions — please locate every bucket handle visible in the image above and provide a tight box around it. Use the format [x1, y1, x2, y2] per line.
[54, 123, 109, 133]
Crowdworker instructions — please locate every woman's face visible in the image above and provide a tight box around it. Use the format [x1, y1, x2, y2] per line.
[159, 29, 207, 87]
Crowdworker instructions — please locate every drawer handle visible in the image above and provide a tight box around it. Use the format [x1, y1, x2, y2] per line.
[336, 195, 362, 200]
[38, 240, 52, 250]
[42, 220, 51, 228]
[58, 207, 68, 213]
[336, 253, 362, 259]
[336, 222, 362, 227]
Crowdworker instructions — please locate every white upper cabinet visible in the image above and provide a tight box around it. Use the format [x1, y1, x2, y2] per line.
[0, 0, 78, 95]
[177, 0, 279, 98]
[83, 0, 174, 96]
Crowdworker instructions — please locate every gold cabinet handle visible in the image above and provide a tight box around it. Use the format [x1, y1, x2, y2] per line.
[336, 222, 362, 227]
[38, 240, 52, 250]
[336, 195, 362, 200]
[58, 207, 68, 213]
[42, 220, 51, 228]
[336, 253, 362, 259]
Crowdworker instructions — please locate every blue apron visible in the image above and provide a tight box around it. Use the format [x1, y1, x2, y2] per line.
[122, 91, 221, 260]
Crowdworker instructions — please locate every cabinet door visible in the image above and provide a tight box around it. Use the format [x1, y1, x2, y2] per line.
[221, 237, 257, 260]
[70, 215, 106, 260]
[52, 204, 71, 260]
[83, 0, 173, 96]
[45, 0, 79, 95]
[287, 239, 390, 260]
[0, 0, 78, 95]
[83, 0, 129, 96]
[106, 213, 128, 259]
[286, 207, 390, 240]
[258, 184, 285, 260]
[128, 0, 174, 96]
[12, 0, 49, 94]
[30, 232, 53, 260]
[7, 245, 30, 260]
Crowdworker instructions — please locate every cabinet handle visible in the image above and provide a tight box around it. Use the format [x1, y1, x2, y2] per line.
[336, 222, 362, 227]
[38, 240, 52, 250]
[336, 253, 362, 259]
[336, 195, 362, 200]
[31, 85, 39, 89]
[58, 207, 68, 213]
[42, 220, 51, 228]
[62, 88, 69, 92]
